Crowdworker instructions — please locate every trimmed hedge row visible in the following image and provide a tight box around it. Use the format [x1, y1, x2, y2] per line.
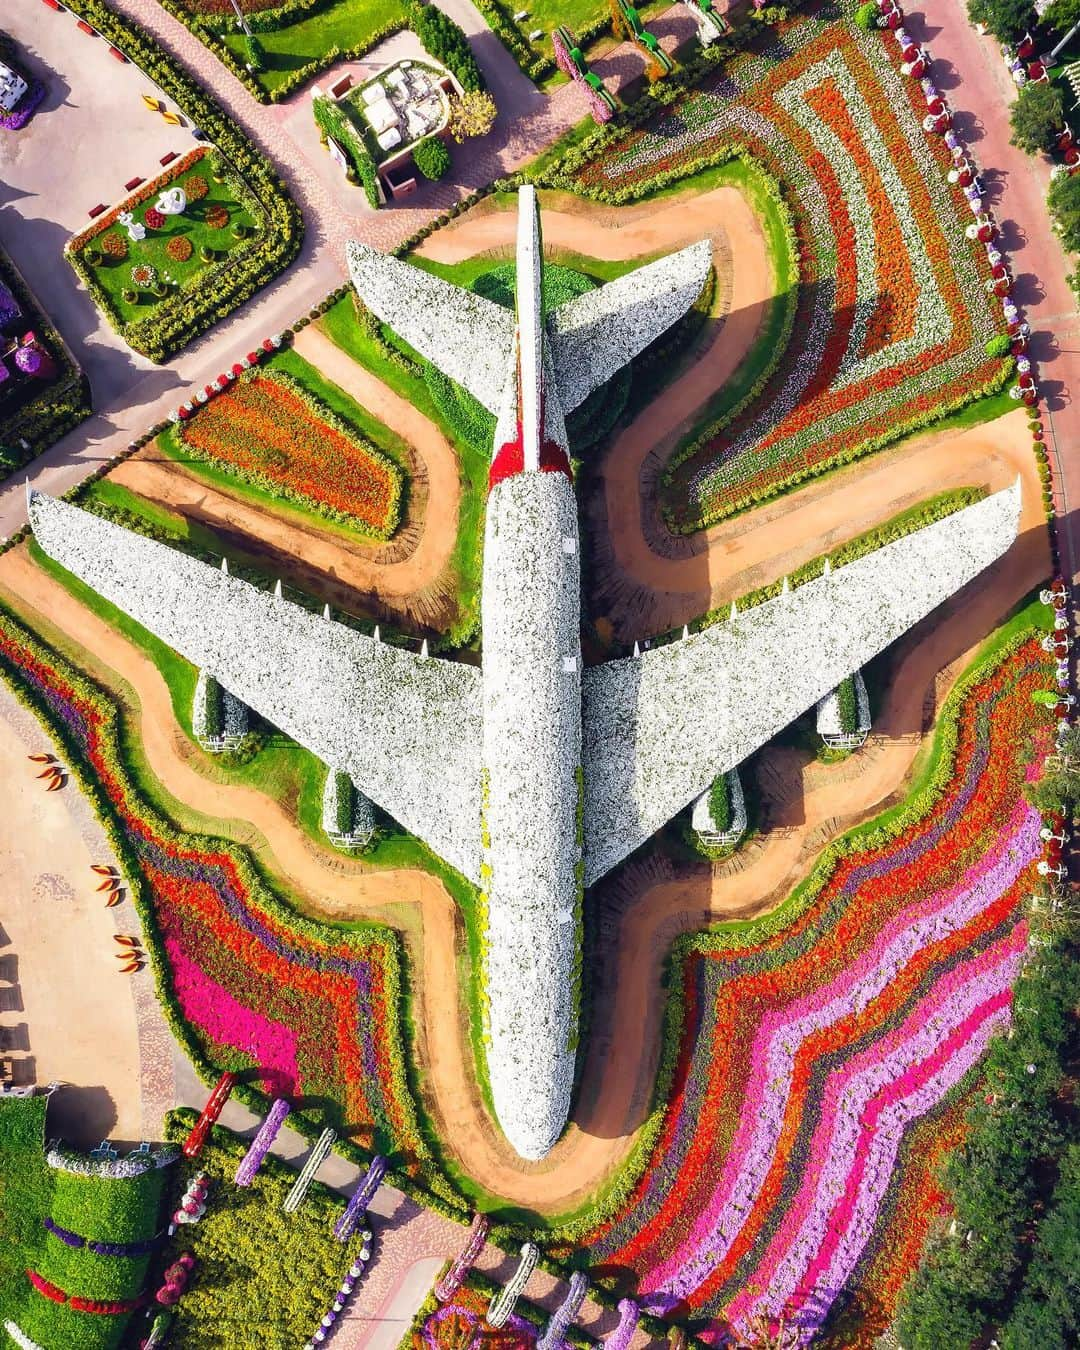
[0, 248, 91, 475]
[312, 93, 380, 207]
[58, 0, 302, 362]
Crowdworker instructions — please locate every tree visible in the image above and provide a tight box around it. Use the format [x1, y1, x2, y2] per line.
[1043, 0, 1080, 33]
[967, 0, 1034, 41]
[413, 136, 451, 181]
[1011, 82, 1065, 154]
[447, 89, 497, 142]
[1050, 170, 1080, 251]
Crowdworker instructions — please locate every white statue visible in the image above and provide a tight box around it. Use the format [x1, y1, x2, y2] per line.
[156, 186, 187, 216]
[118, 210, 146, 242]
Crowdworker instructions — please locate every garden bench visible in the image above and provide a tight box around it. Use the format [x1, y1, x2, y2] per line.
[87, 203, 106, 218]
[124, 176, 144, 191]
[108, 46, 127, 63]
[159, 150, 177, 165]
[76, 18, 96, 35]
[330, 75, 352, 98]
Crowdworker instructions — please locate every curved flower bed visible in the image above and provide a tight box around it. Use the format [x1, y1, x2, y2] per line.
[178, 371, 403, 538]
[583, 634, 1050, 1345]
[571, 11, 1004, 529]
[0, 608, 437, 1187]
[414, 1280, 540, 1350]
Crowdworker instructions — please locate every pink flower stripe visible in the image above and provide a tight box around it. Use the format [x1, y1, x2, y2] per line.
[739, 991, 1013, 1339]
[647, 804, 1039, 1299]
[164, 933, 299, 1094]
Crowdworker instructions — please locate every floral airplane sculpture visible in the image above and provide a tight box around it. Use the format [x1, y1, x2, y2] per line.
[28, 186, 1020, 1160]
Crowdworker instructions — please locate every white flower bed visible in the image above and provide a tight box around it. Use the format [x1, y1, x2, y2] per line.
[549, 239, 713, 412]
[45, 1143, 178, 1178]
[481, 471, 581, 1160]
[29, 492, 484, 883]
[3, 1323, 43, 1350]
[346, 239, 512, 415]
[582, 483, 1020, 884]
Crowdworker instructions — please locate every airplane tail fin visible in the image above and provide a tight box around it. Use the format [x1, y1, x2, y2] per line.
[547, 239, 713, 413]
[346, 241, 515, 415]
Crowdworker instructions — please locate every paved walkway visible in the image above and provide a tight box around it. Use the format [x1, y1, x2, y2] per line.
[915, 1, 1080, 580]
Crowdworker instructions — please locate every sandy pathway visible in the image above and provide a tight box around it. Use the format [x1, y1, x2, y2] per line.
[0, 398, 1046, 1210]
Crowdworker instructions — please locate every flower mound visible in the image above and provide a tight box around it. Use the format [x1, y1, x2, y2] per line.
[178, 371, 402, 538]
[413, 1281, 539, 1350]
[585, 639, 1049, 1345]
[575, 14, 1002, 528]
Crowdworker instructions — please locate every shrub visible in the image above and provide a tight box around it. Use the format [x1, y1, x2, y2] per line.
[707, 774, 731, 833]
[100, 232, 128, 261]
[985, 333, 1013, 357]
[447, 89, 497, 142]
[244, 32, 266, 71]
[312, 94, 380, 208]
[967, 0, 1033, 40]
[1049, 169, 1080, 252]
[401, 0, 483, 92]
[184, 175, 209, 201]
[413, 136, 451, 181]
[1010, 81, 1065, 155]
[166, 236, 193, 262]
[854, 1, 880, 28]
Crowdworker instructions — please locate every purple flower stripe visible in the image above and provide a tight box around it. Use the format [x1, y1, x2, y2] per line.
[335, 1154, 386, 1240]
[235, 1097, 291, 1187]
[43, 1217, 165, 1256]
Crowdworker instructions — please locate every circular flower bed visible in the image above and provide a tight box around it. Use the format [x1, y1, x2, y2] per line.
[166, 236, 194, 263]
[131, 263, 157, 288]
[144, 208, 165, 231]
[185, 175, 209, 201]
[101, 232, 128, 261]
[205, 204, 230, 230]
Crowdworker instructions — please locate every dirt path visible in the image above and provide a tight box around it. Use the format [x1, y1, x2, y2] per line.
[0, 399, 1046, 1212]
[110, 328, 463, 631]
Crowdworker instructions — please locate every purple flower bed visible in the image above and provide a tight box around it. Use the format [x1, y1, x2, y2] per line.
[0, 77, 45, 132]
[43, 1217, 165, 1256]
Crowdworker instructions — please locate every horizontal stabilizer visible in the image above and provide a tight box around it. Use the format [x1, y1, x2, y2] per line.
[346, 241, 514, 414]
[548, 240, 713, 413]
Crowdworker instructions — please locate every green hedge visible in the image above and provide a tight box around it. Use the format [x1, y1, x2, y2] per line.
[59, 0, 302, 361]
[312, 94, 380, 207]
[0, 1097, 52, 1327]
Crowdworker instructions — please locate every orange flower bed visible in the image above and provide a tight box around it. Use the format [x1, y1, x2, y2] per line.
[180, 372, 402, 538]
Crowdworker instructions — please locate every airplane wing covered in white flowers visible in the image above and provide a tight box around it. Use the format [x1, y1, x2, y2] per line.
[548, 240, 714, 413]
[579, 482, 1022, 887]
[27, 491, 485, 884]
[346, 242, 514, 414]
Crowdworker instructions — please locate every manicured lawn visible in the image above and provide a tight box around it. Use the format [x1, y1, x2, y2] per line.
[220, 0, 403, 96]
[74, 160, 259, 329]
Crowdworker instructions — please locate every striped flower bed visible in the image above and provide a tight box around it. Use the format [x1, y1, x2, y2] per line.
[584, 636, 1050, 1345]
[178, 371, 403, 539]
[573, 12, 1004, 529]
[0, 610, 435, 1181]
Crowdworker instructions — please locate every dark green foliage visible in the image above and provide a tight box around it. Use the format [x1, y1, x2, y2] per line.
[413, 135, 451, 181]
[1010, 81, 1065, 155]
[312, 94, 380, 207]
[999, 1147, 1080, 1348]
[1041, 0, 1080, 30]
[1050, 170, 1080, 253]
[835, 674, 858, 735]
[896, 926, 1080, 1347]
[243, 31, 266, 70]
[707, 773, 731, 832]
[0, 1097, 52, 1322]
[1025, 725, 1080, 814]
[402, 0, 484, 92]
[335, 768, 356, 835]
[967, 0, 1035, 41]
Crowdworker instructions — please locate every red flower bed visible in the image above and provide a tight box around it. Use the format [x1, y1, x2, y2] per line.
[179, 371, 402, 537]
